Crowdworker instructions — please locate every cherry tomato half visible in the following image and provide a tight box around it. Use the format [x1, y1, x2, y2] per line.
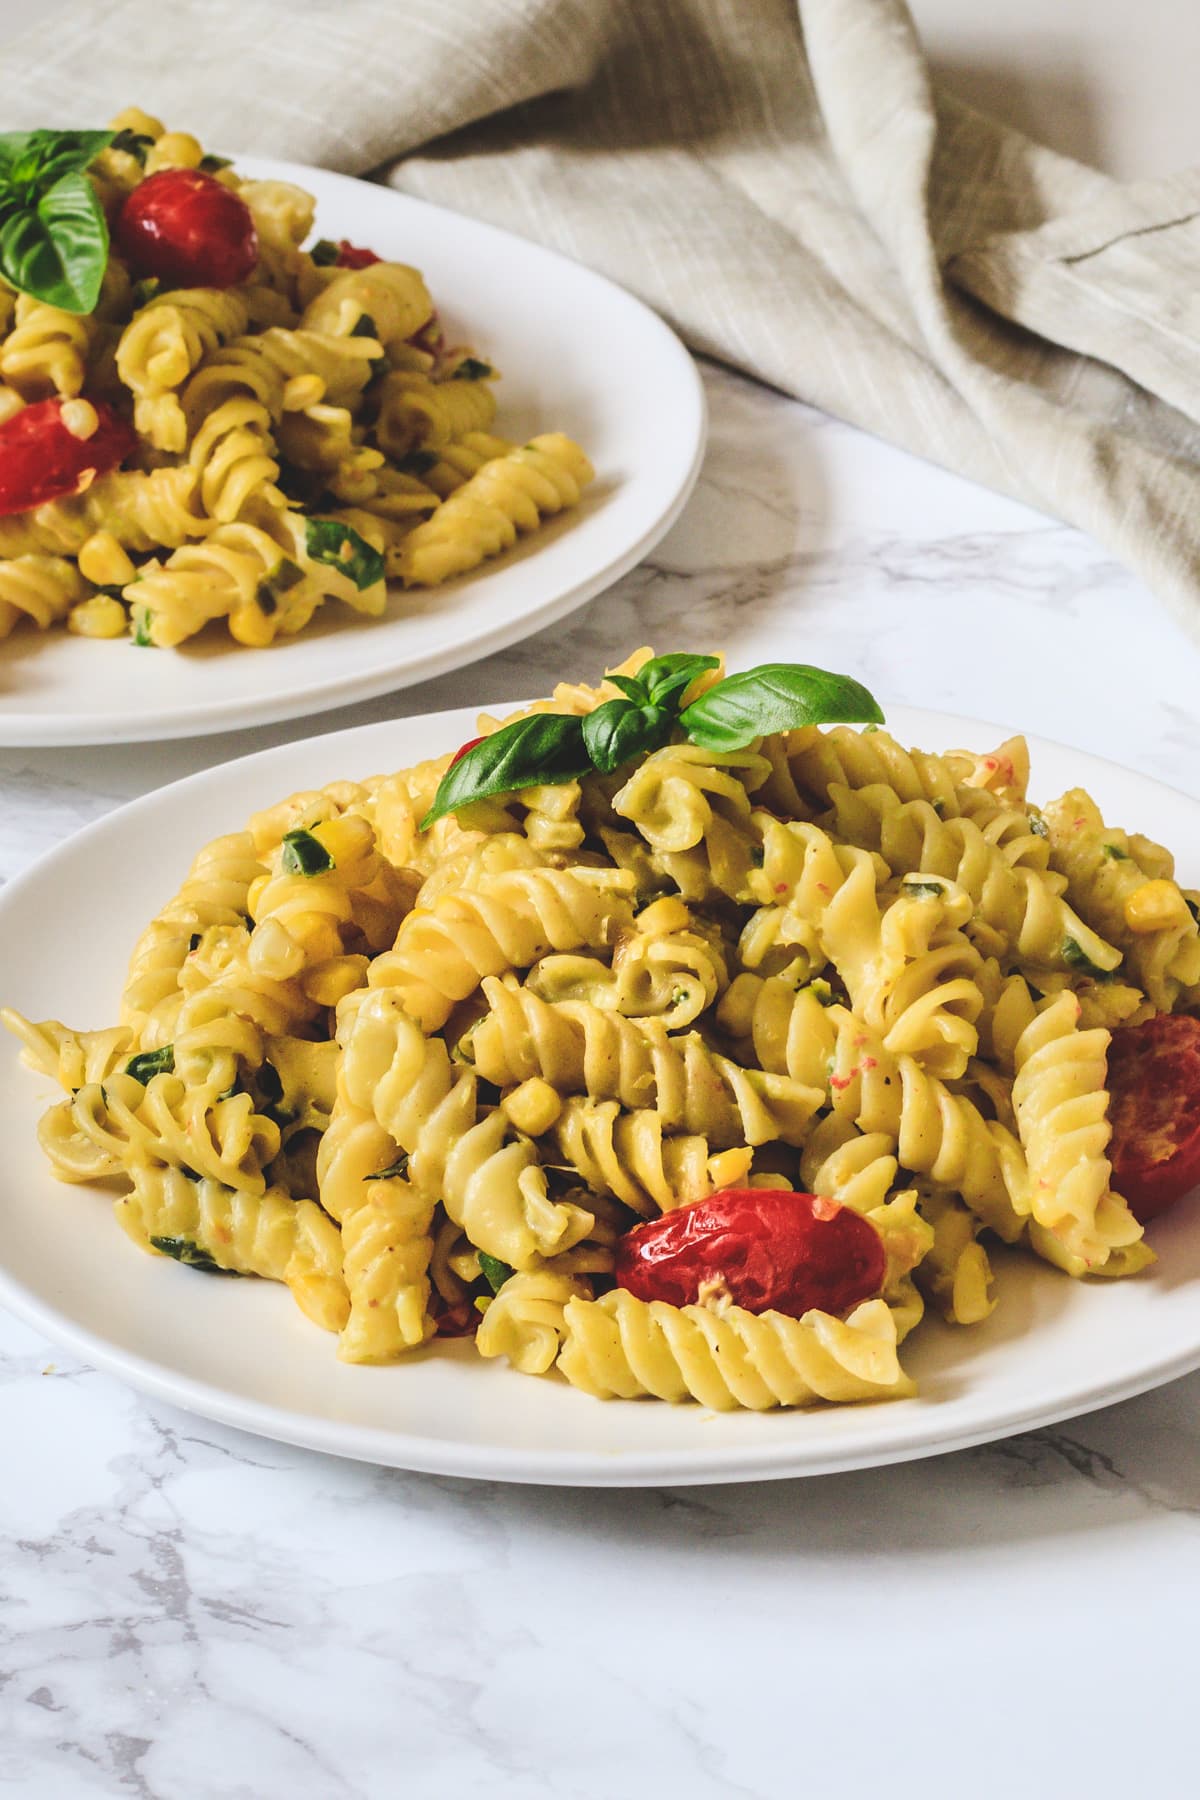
[116, 169, 258, 289]
[449, 735, 484, 767]
[335, 239, 381, 270]
[614, 1188, 887, 1319]
[1108, 1014, 1200, 1222]
[0, 398, 137, 517]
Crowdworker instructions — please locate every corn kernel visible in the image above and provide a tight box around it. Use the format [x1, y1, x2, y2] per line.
[635, 895, 691, 936]
[707, 1147, 754, 1190]
[1123, 879, 1191, 934]
[245, 873, 270, 918]
[78, 531, 136, 588]
[60, 399, 98, 441]
[311, 814, 374, 867]
[304, 956, 369, 1006]
[503, 1076, 563, 1137]
[67, 594, 127, 638]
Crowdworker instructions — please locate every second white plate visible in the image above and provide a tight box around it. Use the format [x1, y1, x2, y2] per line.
[1, 703, 1199, 1484]
[0, 158, 705, 746]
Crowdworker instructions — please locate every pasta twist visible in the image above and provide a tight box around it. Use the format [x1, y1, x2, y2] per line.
[38, 1070, 279, 1191]
[472, 977, 823, 1147]
[0, 293, 93, 398]
[116, 288, 250, 451]
[397, 433, 593, 587]
[551, 1096, 753, 1217]
[369, 864, 635, 1033]
[372, 368, 498, 459]
[0, 555, 90, 638]
[0, 467, 205, 558]
[300, 262, 433, 352]
[787, 724, 969, 813]
[476, 1271, 594, 1374]
[914, 1188, 997, 1325]
[1, 1011, 132, 1092]
[827, 784, 1122, 976]
[613, 744, 770, 903]
[527, 895, 728, 1031]
[1011, 992, 1148, 1277]
[116, 1166, 349, 1333]
[121, 831, 267, 1031]
[130, 519, 320, 648]
[554, 1292, 914, 1410]
[187, 396, 282, 524]
[183, 326, 382, 426]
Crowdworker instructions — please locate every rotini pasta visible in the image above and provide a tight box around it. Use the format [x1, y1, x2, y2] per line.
[0, 108, 593, 652]
[7, 649, 1181, 1419]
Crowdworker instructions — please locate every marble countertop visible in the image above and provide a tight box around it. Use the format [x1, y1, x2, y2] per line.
[4, 6, 1200, 1787]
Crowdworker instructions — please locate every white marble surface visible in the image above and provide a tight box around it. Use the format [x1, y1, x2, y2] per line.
[4, 360, 1200, 1798]
[5, 4, 1200, 1786]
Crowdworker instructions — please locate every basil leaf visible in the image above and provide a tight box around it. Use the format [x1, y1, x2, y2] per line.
[150, 1236, 240, 1275]
[477, 1251, 513, 1294]
[635, 652, 720, 711]
[1028, 811, 1048, 839]
[680, 663, 884, 752]
[1102, 843, 1130, 861]
[582, 697, 674, 774]
[0, 170, 110, 313]
[280, 827, 334, 876]
[1062, 937, 1117, 981]
[304, 518, 384, 591]
[0, 128, 114, 191]
[125, 1045, 174, 1083]
[350, 311, 378, 340]
[421, 713, 590, 829]
[131, 604, 154, 647]
[309, 238, 340, 266]
[901, 879, 946, 899]
[606, 672, 649, 704]
[198, 153, 232, 173]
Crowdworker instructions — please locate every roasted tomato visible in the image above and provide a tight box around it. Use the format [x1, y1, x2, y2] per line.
[1108, 1013, 1200, 1222]
[614, 1187, 887, 1319]
[116, 169, 258, 288]
[335, 239, 381, 269]
[0, 398, 137, 517]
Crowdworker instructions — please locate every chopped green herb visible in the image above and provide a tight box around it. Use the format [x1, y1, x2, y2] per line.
[110, 128, 154, 165]
[1028, 811, 1048, 838]
[304, 518, 384, 591]
[451, 356, 494, 381]
[1102, 843, 1131, 861]
[1186, 896, 1200, 926]
[473, 1295, 492, 1314]
[125, 1045, 174, 1083]
[1062, 937, 1118, 980]
[150, 1236, 240, 1275]
[930, 798, 946, 817]
[350, 311, 379, 340]
[902, 879, 945, 899]
[370, 1153, 410, 1181]
[309, 238, 340, 266]
[807, 978, 834, 1006]
[198, 153, 232, 172]
[187, 933, 201, 953]
[280, 827, 334, 877]
[254, 557, 304, 617]
[477, 1251, 513, 1294]
[131, 605, 154, 647]
[130, 276, 160, 309]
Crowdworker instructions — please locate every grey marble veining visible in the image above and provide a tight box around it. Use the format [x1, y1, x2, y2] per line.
[3, 361, 1200, 1799]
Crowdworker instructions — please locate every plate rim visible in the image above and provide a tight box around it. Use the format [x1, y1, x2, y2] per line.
[3, 697, 1199, 1485]
[0, 158, 707, 747]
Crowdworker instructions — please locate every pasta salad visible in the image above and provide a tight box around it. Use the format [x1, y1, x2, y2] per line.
[0, 108, 592, 650]
[8, 649, 1200, 1413]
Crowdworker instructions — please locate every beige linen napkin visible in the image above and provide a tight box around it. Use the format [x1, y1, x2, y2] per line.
[6, 0, 1200, 635]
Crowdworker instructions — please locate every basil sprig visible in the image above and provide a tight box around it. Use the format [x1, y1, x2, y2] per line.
[0, 129, 114, 312]
[421, 655, 883, 829]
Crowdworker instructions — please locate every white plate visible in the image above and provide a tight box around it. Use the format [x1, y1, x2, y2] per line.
[2, 703, 1199, 1485]
[0, 158, 705, 747]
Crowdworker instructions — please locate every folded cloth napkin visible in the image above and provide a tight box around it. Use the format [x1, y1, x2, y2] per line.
[7, 0, 1200, 635]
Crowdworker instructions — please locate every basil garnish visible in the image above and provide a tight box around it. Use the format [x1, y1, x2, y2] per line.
[421, 714, 593, 828]
[421, 656, 883, 829]
[1102, 843, 1130, 861]
[901, 880, 946, 899]
[309, 238, 340, 266]
[131, 605, 154, 647]
[125, 1045, 174, 1083]
[304, 518, 384, 592]
[280, 827, 334, 876]
[477, 1251, 513, 1294]
[150, 1236, 240, 1275]
[1062, 937, 1117, 980]
[370, 1152, 410, 1181]
[679, 663, 884, 752]
[0, 128, 114, 312]
[198, 153, 232, 173]
[110, 128, 154, 166]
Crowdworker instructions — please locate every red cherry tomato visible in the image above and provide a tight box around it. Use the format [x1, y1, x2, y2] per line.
[614, 1188, 887, 1319]
[335, 239, 381, 269]
[1108, 1014, 1200, 1222]
[0, 398, 137, 517]
[449, 735, 484, 767]
[116, 169, 258, 289]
